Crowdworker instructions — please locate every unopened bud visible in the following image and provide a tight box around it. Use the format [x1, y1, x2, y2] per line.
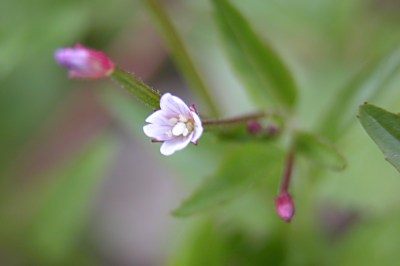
[275, 192, 295, 222]
[266, 124, 280, 136]
[247, 120, 262, 135]
[55, 44, 114, 79]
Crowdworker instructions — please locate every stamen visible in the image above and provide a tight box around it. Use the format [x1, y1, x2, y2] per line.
[179, 114, 188, 123]
[186, 121, 194, 132]
[182, 127, 190, 137]
[169, 117, 178, 125]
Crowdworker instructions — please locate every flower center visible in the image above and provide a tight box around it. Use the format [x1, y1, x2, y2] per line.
[169, 115, 194, 137]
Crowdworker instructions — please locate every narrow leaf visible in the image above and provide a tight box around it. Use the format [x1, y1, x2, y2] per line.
[359, 104, 400, 173]
[145, 0, 219, 115]
[294, 131, 346, 171]
[319, 48, 400, 140]
[212, 0, 297, 109]
[173, 143, 283, 217]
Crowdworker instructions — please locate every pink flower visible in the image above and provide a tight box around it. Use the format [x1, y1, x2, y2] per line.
[143, 93, 203, 156]
[275, 192, 295, 222]
[54, 44, 114, 79]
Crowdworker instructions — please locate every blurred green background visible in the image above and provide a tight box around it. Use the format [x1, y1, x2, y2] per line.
[1, 0, 400, 265]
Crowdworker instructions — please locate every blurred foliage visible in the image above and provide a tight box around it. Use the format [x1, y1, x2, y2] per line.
[146, 0, 219, 115]
[172, 143, 284, 217]
[0, 0, 137, 264]
[1, 0, 400, 265]
[293, 131, 347, 171]
[318, 48, 400, 140]
[212, 0, 298, 109]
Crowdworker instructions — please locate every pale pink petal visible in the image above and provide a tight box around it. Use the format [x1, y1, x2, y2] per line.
[145, 110, 170, 126]
[160, 135, 193, 156]
[191, 112, 203, 143]
[160, 93, 180, 115]
[143, 124, 172, 141]
[160, 93, 190, 117]
[171, 95, 191, 116]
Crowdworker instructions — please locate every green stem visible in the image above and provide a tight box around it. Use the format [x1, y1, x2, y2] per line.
[202, 110, 283, 137]
[203, 111, 267, 128]
[145, 0, 219, 116]
[111, 67, 161, 109]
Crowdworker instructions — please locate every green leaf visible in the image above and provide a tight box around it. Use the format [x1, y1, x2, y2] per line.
[145, 0, 219, 115]
[173, 143, 284, 217]
[212, 0, 297, 109]
[25, 136, 115, 263]
[359, 104, 400, 173]
[318, 48, 400, 140]
[294, 131, 346, 171]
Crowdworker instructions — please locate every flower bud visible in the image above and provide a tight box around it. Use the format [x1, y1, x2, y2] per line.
[247, 120, 262, 135]
[54, 44, 114, 79]
[265, 124, 280, 136]
[275, 192, 295, 222]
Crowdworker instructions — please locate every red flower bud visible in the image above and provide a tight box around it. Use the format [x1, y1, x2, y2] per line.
[55, 44, 114, 79]
[265, 124, 280, 136]
[247, 120, 262, 135]
[275, 192, 295, 222]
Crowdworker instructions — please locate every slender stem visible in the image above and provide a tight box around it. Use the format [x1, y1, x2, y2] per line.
[202, 110, 285, 137]
[280, 149, 295, 193]
[111, 67, 161, 109]
[202, 111, 266, 127]
[145, 0, 219, 116]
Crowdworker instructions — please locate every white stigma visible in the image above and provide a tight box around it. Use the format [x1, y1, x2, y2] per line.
[172, 122, 187, 136]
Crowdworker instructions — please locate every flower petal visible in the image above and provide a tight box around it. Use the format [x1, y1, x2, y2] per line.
[145, 110, 170, 126]
[143, 124, 172, 141]
[171, 95, 191, 116]
[160, 93, 190, 117]
[160, 135, 193, 156]
[191, 111, 203, 143]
